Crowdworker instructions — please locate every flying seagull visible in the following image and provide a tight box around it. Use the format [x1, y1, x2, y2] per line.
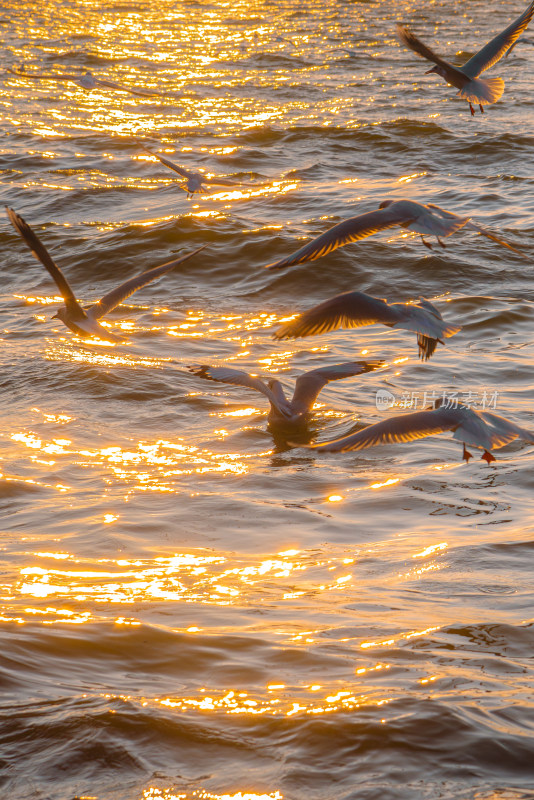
[292, 401, 534, 464]
[397, 1, 534, 115]
[8, 68, 161, 97]
[265, 198, 526, 270]
[6, 207, 206, 342]
[137, 142, 252, 198]
[274, 292, 461, 361]
[187, 360, 384, 426]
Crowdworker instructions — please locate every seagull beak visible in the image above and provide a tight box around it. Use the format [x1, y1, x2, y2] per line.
[51, 313, 59, 319]
[425, 66, 437, 74]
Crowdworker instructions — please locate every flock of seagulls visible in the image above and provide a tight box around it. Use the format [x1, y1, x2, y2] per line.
[7, 2, 534, 465]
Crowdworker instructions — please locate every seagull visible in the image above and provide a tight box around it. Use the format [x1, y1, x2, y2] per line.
[8, 67, 161, 97]
[137, 142, 252, 198]
[274, 35, 297, 48]
[274, 291, 461, 361]
[187, 360, 384, 426]
[6, 207, 206, 343]
[265, 198, 526, 271]
[292, 400, 534, 464]
[397, 1, 534, 115]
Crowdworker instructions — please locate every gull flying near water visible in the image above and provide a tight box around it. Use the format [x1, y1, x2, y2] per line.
[6, 207, 206, 343]
[292, 400, 534, 464]
[397, 1, 534, 115]
[8, 68, 161, 97]
[265, 198, 526, 271]
[274, 291, 461, 361]
[188, 361, 384, 426]
[137, 142, 252, 198]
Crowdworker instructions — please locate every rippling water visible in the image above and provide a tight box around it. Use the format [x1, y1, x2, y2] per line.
[2, 1, 534, 799]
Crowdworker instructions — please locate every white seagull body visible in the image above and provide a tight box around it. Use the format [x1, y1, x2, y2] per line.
[265, 198, 525, 271]
[397, 1, 534, 115]
[274, 291, 461, 361]
[7, 207, 206, 343]
[137, 142, 251, 198]
[8, 68, 160, 97]
[188, 361, 384, 426]
[296, 402, 534, 463]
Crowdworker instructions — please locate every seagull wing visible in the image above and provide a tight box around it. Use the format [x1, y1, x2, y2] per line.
[306, 408, 457, 453]
[6, 207, 84, 315]
[479, 410, 534, 447]
[396, 24, 469, 89]
[462, 220, 527, 258]
[416, 296, 444, 320]
[187, 364, 291, 416]
[414, 203, 471, 237]
[8, 69, 81, 80]
[138, 144, 199, 180]
[291, 360, 385, 413]
[87, 244, 207, 319]
[265, 206, 414, 271]
[461, 1, 534, 78]
[274, 291, 401, 340]
[95, 78, 160, 97]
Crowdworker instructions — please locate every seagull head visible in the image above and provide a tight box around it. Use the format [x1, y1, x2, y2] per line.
[425, 65, 447, 79]
[51, 308, 67, 323]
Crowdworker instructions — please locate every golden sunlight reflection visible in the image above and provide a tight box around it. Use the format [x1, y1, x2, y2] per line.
[6, 548, 371, 626]
[10, 431, 261, 490]
[45, 343, 173, 369]
[143, 790, 282, 800]
[361, 626, 440, 650]
[412, 542, 448, 559]
[369, 478, 400, 490]
[155, 688, 392, 717]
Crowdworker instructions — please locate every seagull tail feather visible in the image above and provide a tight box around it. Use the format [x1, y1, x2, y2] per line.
[457, 76, 505, 105]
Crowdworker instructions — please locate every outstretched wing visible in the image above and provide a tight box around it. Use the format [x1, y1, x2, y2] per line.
[95, 78, 161, 97]
[87, 244, 207, 319]
[396, 24, 469, 88]
[6, 207, 83, 314]
[291, 360, 385, 413]
[416, 203, 471, 237]
[265, 206, 414, 271]
[462, 220, 527, 258]
[8, 68, 81, 80]
[304, 408, 454, 453]
[137, 143, 199, 180]
[187, 364, 291, 416]
[461, 1, 534, 78]
[479, 410, 534, 447]
[274, 291, 401, 340]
